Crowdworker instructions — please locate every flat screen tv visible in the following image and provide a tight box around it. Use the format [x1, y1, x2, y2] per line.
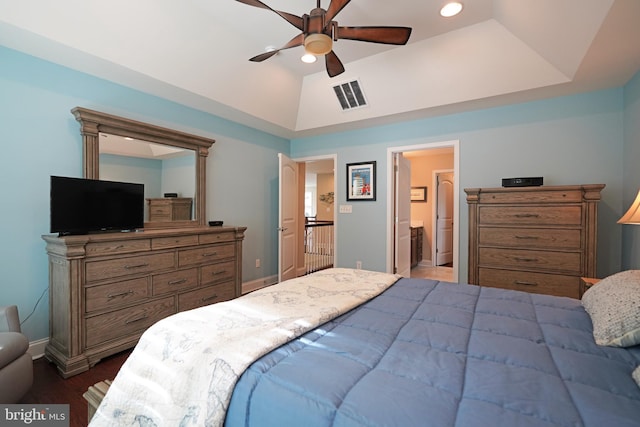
[50, 176, 144, 235]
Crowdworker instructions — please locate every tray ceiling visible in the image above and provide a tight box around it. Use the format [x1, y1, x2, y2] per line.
[1, 0, 639, 138]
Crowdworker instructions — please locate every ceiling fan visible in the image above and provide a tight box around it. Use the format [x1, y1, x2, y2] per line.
[236, 0, 412, 78]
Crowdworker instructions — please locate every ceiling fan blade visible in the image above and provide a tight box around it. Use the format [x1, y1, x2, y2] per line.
[249, 33, 305, 62]
[325, 51, 345, 78]
[235, 0, 304, 30]
[249, 51, 278, 62]
[324, 0, 351, 26]
[336, 26, 412, 45]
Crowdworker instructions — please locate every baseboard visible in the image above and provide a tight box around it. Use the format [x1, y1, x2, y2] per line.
[242, 275, 278, 294]
[28, 337, 48, 360]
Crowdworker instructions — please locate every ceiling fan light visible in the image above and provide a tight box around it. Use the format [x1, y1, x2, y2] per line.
[301, 53, 317, 63]
[440, 2, 463, 17]
[304, 33, 333, 56]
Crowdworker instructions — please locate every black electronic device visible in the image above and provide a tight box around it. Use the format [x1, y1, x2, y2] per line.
[164, 193, 178, 198]
[50, 176, 144, 236]
[208, 220, 223, 227]
[501, 177, 543, 187]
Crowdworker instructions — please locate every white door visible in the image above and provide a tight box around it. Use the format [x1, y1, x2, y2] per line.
[394, 153, 411, 277]
[435, 172, 454, 266]
[278, 153, 298, 282]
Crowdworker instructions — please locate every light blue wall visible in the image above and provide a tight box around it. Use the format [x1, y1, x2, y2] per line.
[623, 71, 640, 269]
[100, 153, 163, 220]
[101, 153, 197, 220]
[162, 154, 196, 199]
[100, 154, 163, 193]
[1, 43, 637, 346]
[0, 46, 288, 342]
[291, 89, 627, 281]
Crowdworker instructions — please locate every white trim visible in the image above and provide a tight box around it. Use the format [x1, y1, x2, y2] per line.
[386, 140, 460, 282]
[28, 337, 48, 360]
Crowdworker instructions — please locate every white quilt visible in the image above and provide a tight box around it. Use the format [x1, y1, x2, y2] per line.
[89, 268, 400, 427]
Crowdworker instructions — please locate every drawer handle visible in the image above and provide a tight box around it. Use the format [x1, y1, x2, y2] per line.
[514, 280, 538, 286]
[514, 214, 540, 218]
[124, 263, 150, 270]
[107, 290, 134, 300]
[515, 235, 539, 240]
[125, 314, 148, 324]
[202, 252, 218, 257]
[168, 279, 187, 286]
[211, 270, 227, 276]
[513, 257, 538, 262]
[202, 294, 219, 302]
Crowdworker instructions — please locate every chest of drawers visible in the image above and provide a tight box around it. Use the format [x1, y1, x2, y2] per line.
[42, 226, 245, 377]
[146, 198, 193, 222]
[465, 185, 604, 298]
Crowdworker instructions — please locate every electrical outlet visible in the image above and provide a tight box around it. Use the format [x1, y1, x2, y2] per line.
[255, 258, 261, 268]
[356, 261, 362, 270]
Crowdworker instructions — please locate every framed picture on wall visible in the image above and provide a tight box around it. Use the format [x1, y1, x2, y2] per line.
[346, 161, 376, 201]
[411, 186, 427, 202]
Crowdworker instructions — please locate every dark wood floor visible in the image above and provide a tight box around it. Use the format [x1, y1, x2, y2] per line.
[19, 351, 130, 427]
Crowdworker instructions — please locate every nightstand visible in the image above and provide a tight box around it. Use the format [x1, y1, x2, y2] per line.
[580, 277, 600, 298]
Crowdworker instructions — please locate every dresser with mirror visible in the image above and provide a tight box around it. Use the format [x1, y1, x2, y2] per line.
[43, 108, 246, 377]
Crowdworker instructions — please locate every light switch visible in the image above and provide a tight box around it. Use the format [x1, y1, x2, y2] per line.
[339, 205, 353, 214]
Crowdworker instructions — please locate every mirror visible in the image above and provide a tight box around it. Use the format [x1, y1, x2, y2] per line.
[99, 134, 197, 223]
[72, 107, 214, 228]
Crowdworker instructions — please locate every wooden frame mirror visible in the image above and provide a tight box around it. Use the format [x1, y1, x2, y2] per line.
[72, 107, 214, 228]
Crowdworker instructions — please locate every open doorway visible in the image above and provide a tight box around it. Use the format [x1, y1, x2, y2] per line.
[279, 154, 337, 281]
[386, 141, 459, 283]
[302, 157, 336, 275]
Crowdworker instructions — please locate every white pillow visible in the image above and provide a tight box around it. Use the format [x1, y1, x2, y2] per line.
[634, 366, 640, 389]
[581, 270, 640, 347]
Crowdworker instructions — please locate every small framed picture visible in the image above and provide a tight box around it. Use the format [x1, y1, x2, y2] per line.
[411, 186, 427, 202]
[346, 161, 376, 201]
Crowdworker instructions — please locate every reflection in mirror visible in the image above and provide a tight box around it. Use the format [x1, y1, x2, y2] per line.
[72, 106, 215, 229]
[98, 133, 197, 223]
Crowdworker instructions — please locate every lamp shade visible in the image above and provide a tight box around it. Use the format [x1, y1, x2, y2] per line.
[618, 189, 640, 224]
[304, 33, 333, 56]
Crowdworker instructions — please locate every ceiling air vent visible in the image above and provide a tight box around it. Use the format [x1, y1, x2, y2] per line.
[332, 79, 367, 111]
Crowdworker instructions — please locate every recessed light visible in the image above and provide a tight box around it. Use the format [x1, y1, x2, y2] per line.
[440, 2, 463, 17]
[301, 53, 317, 64]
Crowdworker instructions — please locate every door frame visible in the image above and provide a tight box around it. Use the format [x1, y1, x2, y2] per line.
[292, 153, 338, 276]
[386, 140, 460, 282]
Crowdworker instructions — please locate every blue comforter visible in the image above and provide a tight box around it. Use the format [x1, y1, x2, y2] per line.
[226, 278, 640, 426]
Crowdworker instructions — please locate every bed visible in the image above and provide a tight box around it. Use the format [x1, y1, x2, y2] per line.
[89, 268, 640, 426]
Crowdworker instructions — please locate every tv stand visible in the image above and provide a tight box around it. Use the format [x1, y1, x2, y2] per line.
[42, 226, 245, 378]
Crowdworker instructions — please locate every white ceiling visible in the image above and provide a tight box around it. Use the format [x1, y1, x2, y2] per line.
[1, 0, 640, 139]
